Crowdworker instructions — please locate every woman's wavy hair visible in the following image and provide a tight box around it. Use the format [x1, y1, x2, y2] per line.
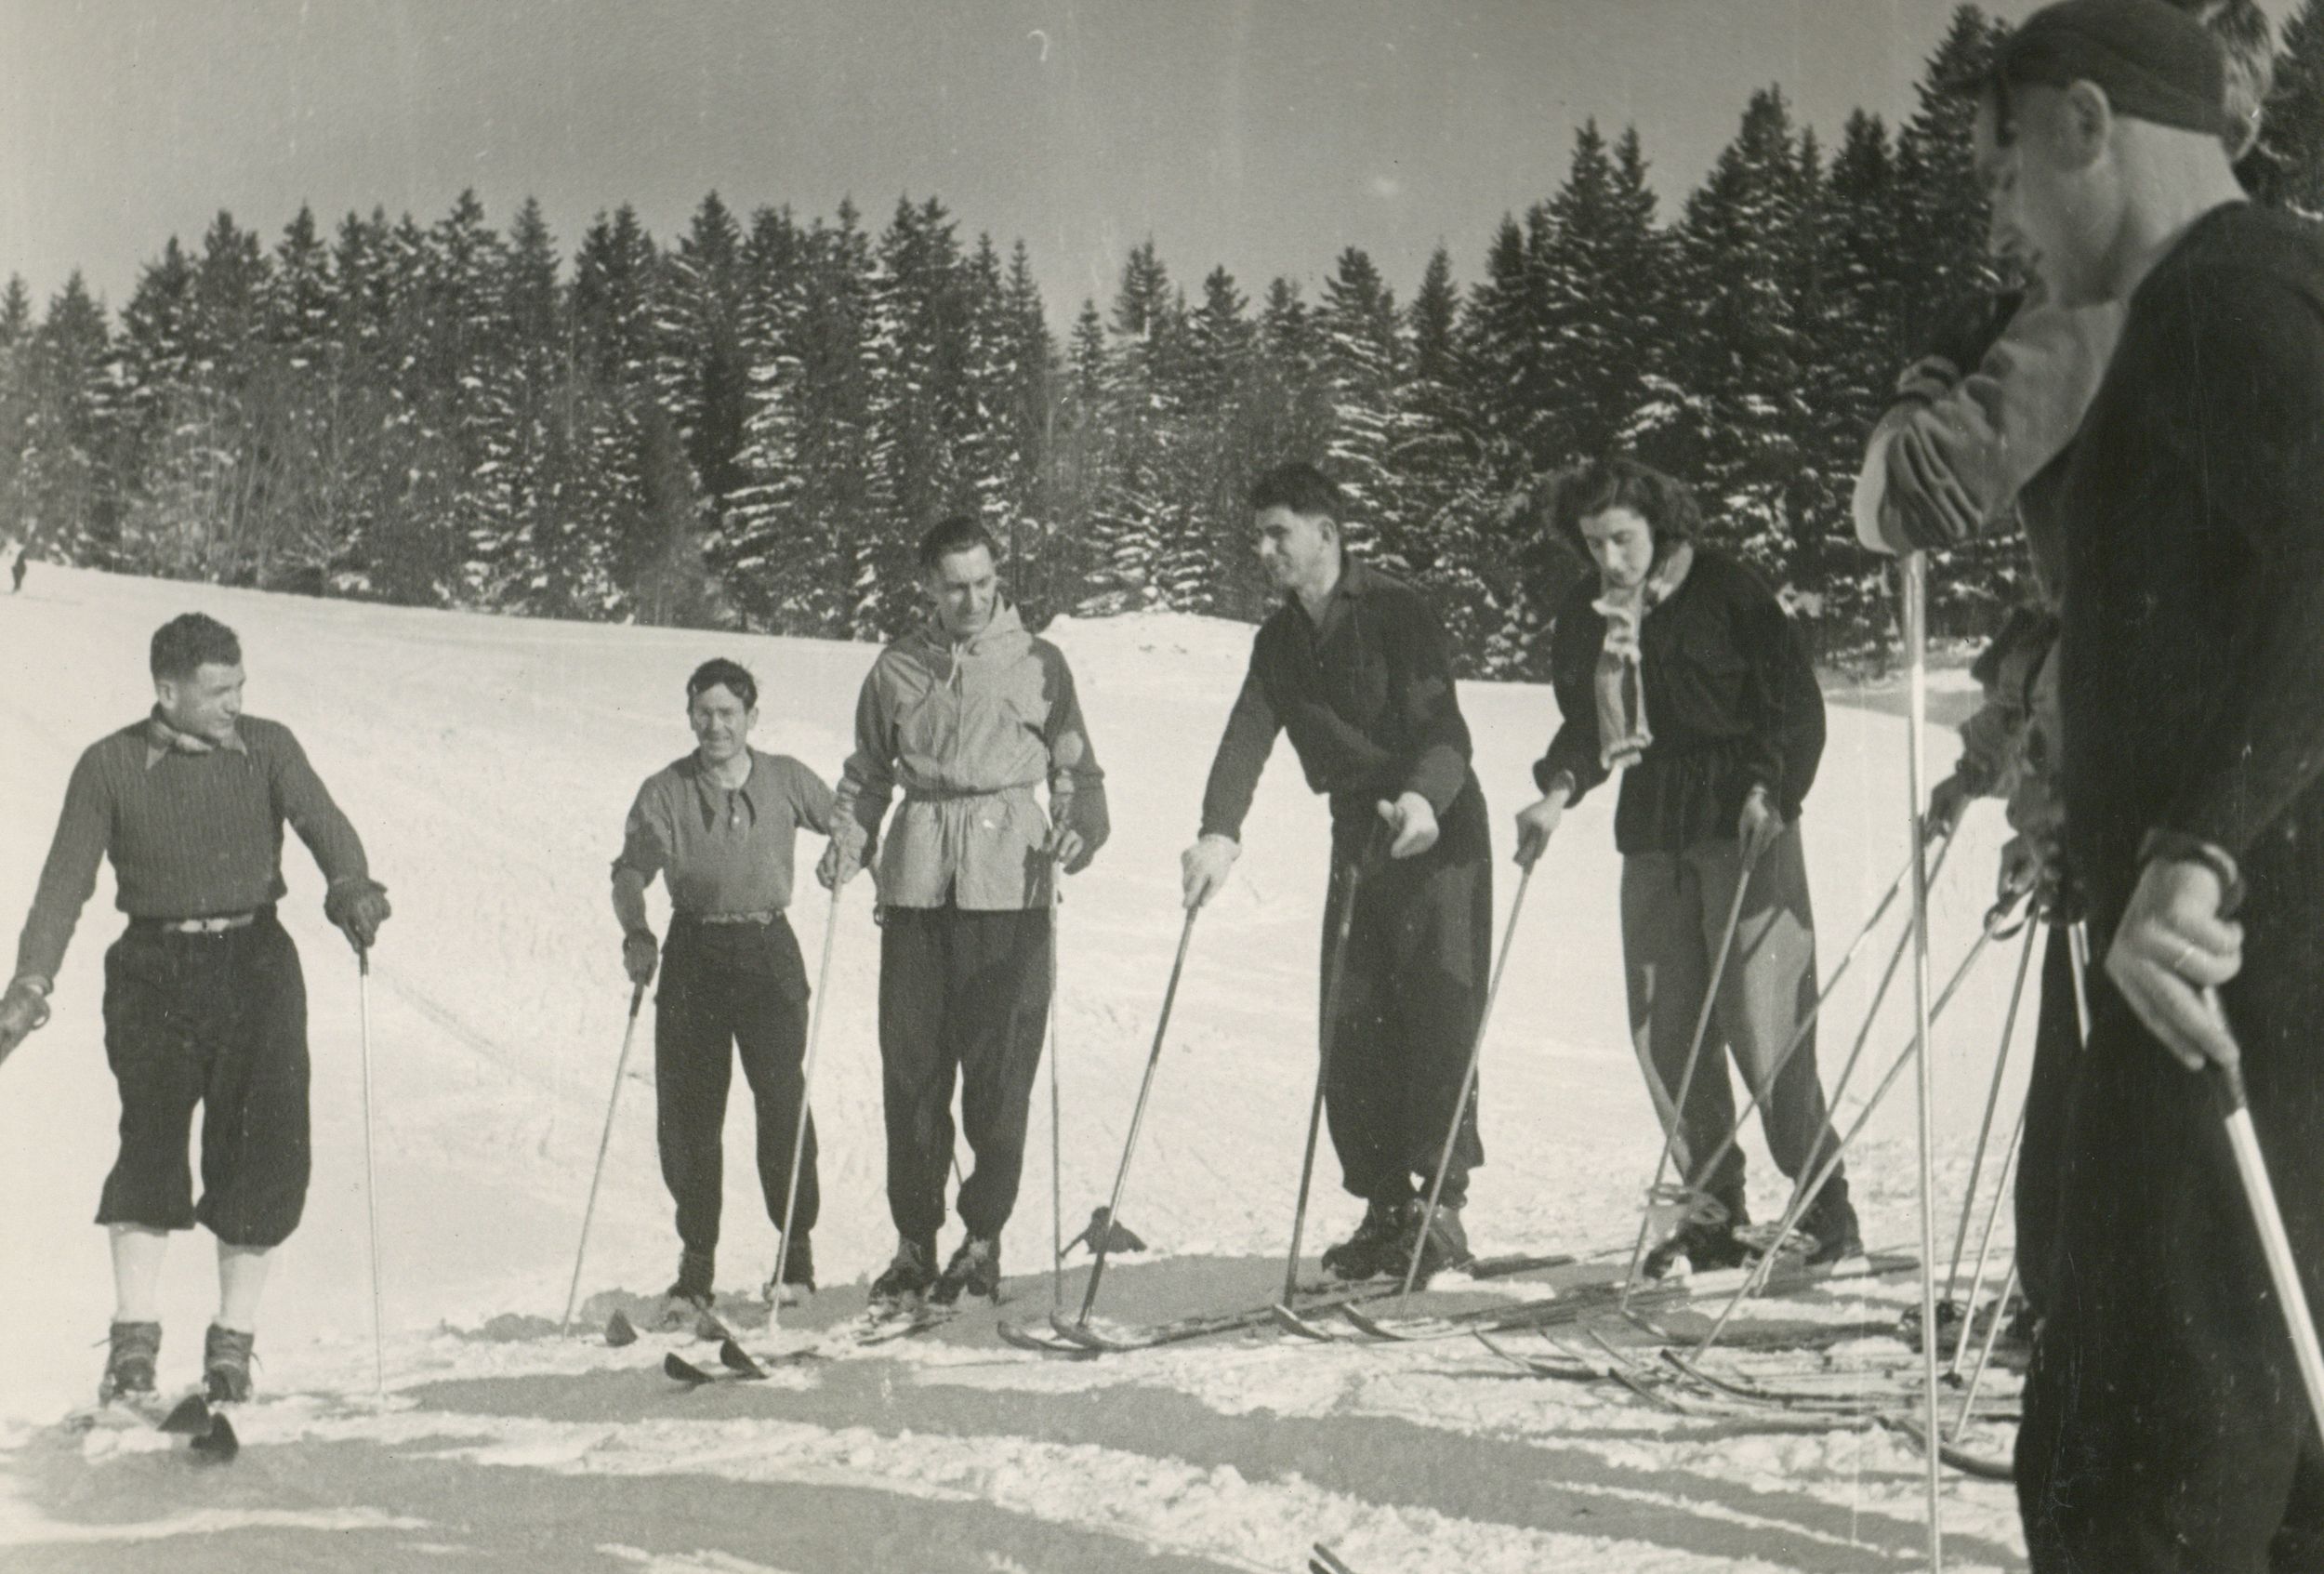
[1547, 457, 1703, 560]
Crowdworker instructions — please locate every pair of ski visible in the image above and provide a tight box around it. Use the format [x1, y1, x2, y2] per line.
[64, 1389, 241, 1462]
[1000, 1250, 1581, 1357]
[1530, 1311, 2015, 1481]
[661, 1304, 956, 1385]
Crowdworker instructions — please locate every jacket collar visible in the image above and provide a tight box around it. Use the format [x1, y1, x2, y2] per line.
[1287, 552, 1377, 640]
[913, 601, 1030, 666]
[144, 708, 246, 769]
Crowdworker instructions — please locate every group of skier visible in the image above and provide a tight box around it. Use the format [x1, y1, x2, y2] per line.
[0, 448, 1868, 1410]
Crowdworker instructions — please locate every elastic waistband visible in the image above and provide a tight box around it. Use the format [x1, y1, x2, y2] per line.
[128, 907, 270, 935]
[674, 910, 783, 927]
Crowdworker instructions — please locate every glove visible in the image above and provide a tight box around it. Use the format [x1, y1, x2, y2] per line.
[1378, 791, 1440, 860]
[0, 977, 51, 1067]
[623, 932, 659, 987]
[817, 833, 866, 892]
[1737, 787, 1784, 866]
[325, 879, 391, 952]
[1046, 819, 1091, 876]
[1927, 773, 1974, 843]
[1181, 835, 1240, 910]
[1513, 792, 1566, 868]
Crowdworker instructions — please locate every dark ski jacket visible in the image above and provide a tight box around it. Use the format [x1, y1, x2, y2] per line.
[1533, 548, 1824, 857]
[1199, 557, 1483, 858]
[2056, 201, 2324, 934]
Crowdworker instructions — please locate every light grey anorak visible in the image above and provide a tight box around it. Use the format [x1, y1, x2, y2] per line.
[832, 603, 1107, 911]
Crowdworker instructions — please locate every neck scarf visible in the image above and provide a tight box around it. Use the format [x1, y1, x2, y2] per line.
[1593, 541, 1695, 773]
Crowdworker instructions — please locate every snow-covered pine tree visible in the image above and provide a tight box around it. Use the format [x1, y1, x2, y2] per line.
[1669, 87, 1814, 588]
[1317, 246, 1407, 567]
[726, 202, 882, 637]
[1077, 239, 1183, 615]
[1794, 110, 1912, 663]
[20, 275, 116, 569]
[1393, 245, 1505, 667]
[662, 192, 751, 512]
[1046, 298, 1112, 615]
[418, 191, 521, 609]
[863, 196, 978, 635]
[0, 277, 33, 549]
[1161, 263, 1260, 618]
[991, 240, 1057, 625]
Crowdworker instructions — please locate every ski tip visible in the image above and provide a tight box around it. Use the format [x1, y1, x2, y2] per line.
[1269, 1303, 1338, 1342]
[663, 1351, 714, 1386]
[718, 1337, 768, 1379]
[1310, 1541, 1358, 1574]
[190, 1413, 239, 1463]
[157, 1393, 214, 1436]
[604, 1309, 639, 1347]
[997, 1319, 1101, 1359]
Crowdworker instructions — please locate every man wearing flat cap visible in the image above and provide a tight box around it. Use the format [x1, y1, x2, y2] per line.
[1960, 1, 2324, 1566]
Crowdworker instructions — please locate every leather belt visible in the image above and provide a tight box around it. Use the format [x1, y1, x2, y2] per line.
[687, 910, 778, 926]
[141, 911, 259, 934]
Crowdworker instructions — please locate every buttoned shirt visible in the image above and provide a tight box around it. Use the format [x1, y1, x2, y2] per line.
[613, 749, 835, 917]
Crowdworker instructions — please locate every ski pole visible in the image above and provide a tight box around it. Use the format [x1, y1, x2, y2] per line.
[1280, 834, 1377, 1309]
[1950, 1261, 2020, 1445]
[1667, 839, 1951, 1232]
[1048, 858, 1065, 1308]
[769, 887, 842, 1331]
[1904, 550, 1945, 1574]
[1691, 902, 1998, 1357]
[2205, 1002, 2324, 1447]
[1620, 841, 1764, 1302]
[1397, 860, 1535, 1300]
[1943, 919, 2040, 1309]
[559, 980, 648, 1335]
[1948, 1075, 2028, 1382]
[1066, 906, 1199, 1328]
[357, 946, 386, 1397]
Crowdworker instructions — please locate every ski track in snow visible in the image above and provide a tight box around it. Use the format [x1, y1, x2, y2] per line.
[0, 568, 2025, 1570]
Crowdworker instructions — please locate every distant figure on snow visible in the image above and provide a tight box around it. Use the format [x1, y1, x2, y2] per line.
[611, 657, 837, 1320]
[0, 612, 390, 1408]
[820, 515, 1109, 1312]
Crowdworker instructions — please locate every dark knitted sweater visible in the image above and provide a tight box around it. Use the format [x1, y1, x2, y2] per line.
[15, 712, 371, 982]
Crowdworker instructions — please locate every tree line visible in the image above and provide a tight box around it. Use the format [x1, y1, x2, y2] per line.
[3, 3, 2318, 675]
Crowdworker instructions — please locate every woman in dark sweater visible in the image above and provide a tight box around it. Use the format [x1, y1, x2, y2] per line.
[1515, 458, 1857, 1275]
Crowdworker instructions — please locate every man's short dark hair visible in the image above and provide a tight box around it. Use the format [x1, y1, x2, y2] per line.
[1549, 457, 1703, 555]
[150, 613, 242, 681]
[1248, 462, 1345, 524]
[918, 514, 1000, 571]
[686, 657, 758, 711]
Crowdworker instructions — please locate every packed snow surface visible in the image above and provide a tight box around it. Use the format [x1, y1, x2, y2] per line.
[0, 566, 2029, 1570]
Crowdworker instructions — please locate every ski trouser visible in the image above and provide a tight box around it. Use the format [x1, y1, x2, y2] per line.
[2012, 921, 2084, 1323]
[99, 910, 310, 1249]
[1618, 824, 1842, 1218]
[654, 914, 817, 1259]
[878, 899, 1052, 1243]
[1322, 778, 1491, 1210]
[2017, 853, 2324, 1573]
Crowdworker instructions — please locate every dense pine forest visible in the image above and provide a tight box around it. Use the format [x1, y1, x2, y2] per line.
[3, 4, 2318, 674]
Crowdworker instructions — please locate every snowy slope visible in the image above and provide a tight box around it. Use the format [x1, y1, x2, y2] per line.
[0, 566, 2031, 1571]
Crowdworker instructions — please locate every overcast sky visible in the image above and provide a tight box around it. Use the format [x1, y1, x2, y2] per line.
[0, 1, 2281, 325]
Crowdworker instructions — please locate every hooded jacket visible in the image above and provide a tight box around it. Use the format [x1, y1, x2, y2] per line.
[832, 602, 1107, 911]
